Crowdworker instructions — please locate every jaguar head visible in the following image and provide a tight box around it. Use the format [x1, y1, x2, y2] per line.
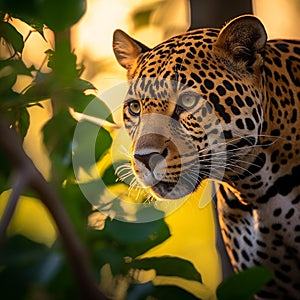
[113, 15, 267, 200]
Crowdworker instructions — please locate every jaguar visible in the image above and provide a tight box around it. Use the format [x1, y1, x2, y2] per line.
[112, 15, 300, 299]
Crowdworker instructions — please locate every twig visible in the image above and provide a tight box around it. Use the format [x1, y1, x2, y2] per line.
[0, 172, 27, 247]
[0, 118, 108, 300]
[69, 107, 121, 129]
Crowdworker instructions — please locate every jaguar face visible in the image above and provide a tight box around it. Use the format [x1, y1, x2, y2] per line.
[122, 77, 226, 200]
[113, 16, 267, 200]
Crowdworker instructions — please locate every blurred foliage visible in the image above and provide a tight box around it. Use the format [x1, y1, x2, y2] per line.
[0, 1, 272, 299]
[217, 266, 273, 300]
[132, 5, 155, 30]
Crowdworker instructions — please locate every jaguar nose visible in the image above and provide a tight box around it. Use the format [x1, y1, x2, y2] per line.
[134, 148, 168, 172]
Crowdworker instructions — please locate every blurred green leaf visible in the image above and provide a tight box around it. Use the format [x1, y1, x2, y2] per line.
[132, 9, 153, 29]
[216, 266, 273, 300]
[104, 217, 166, 245]
[0, 89, 43, 110]
[17, 106, 30, 139]
[69, 93, 114, 125]
[0, 0, 86, 33]
[3, 107, 30, 140]
[0, 60, 33, 98]
[96, 129, 113, 163]
[72, 78, 96, 91]
[80, 94, 115, 123]
[101, 162, 120, 185]
[96, 247, 125, 275]
[48, 49, 78, 86]
[45, 255, 81, 299]
[0, 1, 33, 15]
[59, 180, 93, 232]
[0, 21, 24, 53]
[0, 0, 40, 25]
[23, 17, 45, 38]
[127, 282, 155, 300]
[90, 212, 171, 276]
[103, 214, 170, 258]
[22, 82, 51, 104]
[72, 121, 112, 171]
[0, 60, 34, 109]
[43, 109, 77, 180]
[39, 0, 86, 32]
[0, 235, 63, 299]
[0, 2, 44, 36]
[43, 110, 75, 154]
[127, 256, 202, 282]
[146, 285, 201, 300]
[0, 60, 34, 76]
[0, 66, 17, 94]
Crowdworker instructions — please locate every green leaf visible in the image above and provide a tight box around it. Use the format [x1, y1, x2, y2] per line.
[104, 217, 166, 244]
[0, 89, 36, 110]
[22, 17, 45, 38]
[45, 259, 80, 299]
[0, 21, 24, 53]
[95, 129, 112, 163]
[0, 235, 63, 299]
[127, 256, 202, 283]
[43, 110, 77, 180]
[127, 282, 155, 300]
[0, 60, 34, 76]
[132, 9, 154, 30]
[22, 72, 53, 103]
[3, 107, 30, 140]
[103, 214, 170, 258]
[73, 94, 114, 123]
[0, 66, 17, 94]
[0, 1, 44, 37]
[59, 180, 93, 232]
[216, 266, 273, 300]
[0, 60, 33, 98]
[72, 94, 115, 172]
[0, 0, 86, 33]
[72, 120, 112, 170]
[43, 110, 75, 154]
[96, 247, 125, 275]
[17, 106, 30, 139]
[146, 285, 201, 300]
[72, 78, 96, 92]
[48, 49, 78, 85]
[39, 0, 86, 32]
[101, 162, 120, 185]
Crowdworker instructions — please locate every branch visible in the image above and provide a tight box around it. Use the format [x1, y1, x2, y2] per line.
[0, 118, 108, 300]
[0, 172, 27, 247]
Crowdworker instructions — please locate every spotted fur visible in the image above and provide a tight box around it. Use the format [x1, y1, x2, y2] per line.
[113, 15, 300, 299]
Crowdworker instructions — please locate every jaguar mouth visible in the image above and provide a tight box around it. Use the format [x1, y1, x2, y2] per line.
[151, 180, 178, 199]
[132, 133, 203, 200]
[133, 152, 203, 200]
[147, 171, 201, 200]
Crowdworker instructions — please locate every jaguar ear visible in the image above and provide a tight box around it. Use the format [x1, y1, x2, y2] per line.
[113, 29, 150, 70]
[215, 15, 267, 69]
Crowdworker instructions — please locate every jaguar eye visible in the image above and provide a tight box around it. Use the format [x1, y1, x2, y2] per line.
[128, 100, 141, 116]
[178, 92, 199, 109]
